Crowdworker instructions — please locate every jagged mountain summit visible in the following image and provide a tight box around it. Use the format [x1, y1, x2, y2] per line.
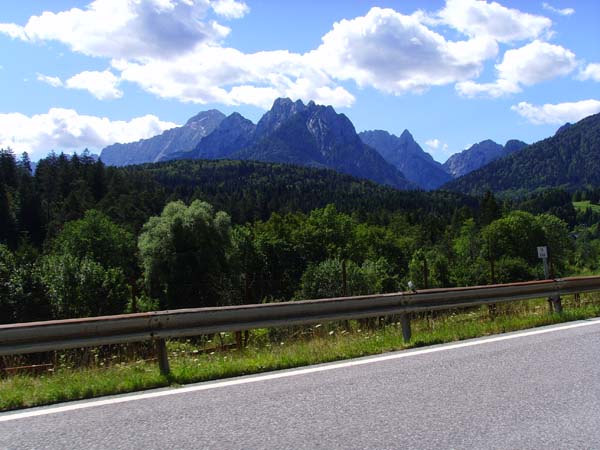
[359, 129, 452, 190]
[100, 110, 226, 166]
[442, 139, 527, 178]
[166, 98, 413, 190]
[168, 112, 256, 161]
[443, 112, 600, 195]
[254, 98, 311, 138]
[234, 99, 412, 189]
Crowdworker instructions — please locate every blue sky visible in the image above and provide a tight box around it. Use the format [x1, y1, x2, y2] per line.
[0, 0, 599, 162]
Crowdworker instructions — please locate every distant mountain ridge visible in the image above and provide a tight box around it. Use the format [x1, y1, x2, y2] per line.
[443, 113, 600, 195]
[98, 98, 558, 193]
[100, 110, 225, 166]
[124, 159, 477, 224]
[359, 129, 452, 190]
[443, 139, 527, 178]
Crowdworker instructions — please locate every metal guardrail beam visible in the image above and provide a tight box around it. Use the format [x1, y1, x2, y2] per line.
[1, 276, 600, 373]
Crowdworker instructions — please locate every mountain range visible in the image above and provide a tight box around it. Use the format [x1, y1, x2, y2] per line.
[99, 98, 600, 195]
[101, 98, 524, 190]
[102, 99, 413, 189]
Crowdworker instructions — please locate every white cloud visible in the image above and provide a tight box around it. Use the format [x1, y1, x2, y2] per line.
[437, 0, 552, 43]
[37, 70, 123, 100]
[0, 0, 229, 59]
[457, 40, 577, 97]
[424, 138, 451, 161]
[211, 0, 249, 19]
[542, 3, 575, 16]
[425, 139, 441, 149]
[113, 6, 502, 107]
[579, 63, 600, 82]
[1, 0, 353, 107]
[511, 99, 600, 125]
[0, 22, 26, 40]
[65, 70, 123, 100]
[309, 7, 498, 95]
[37, 73, 63, 88]
[0, 2, 576, 108]
[0, 108, 178, 160]
[113, 46, 356, 108]
[497, 41, 576, 85]
[456, 79, 518, 97]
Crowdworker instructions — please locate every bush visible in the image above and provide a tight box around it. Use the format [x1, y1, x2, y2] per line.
[41, 254, 130, 319]
[300, 257, 398, 300]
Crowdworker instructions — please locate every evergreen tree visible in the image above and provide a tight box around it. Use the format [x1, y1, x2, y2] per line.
[480, 191, 501, 225]
[0, 184, 17, 247]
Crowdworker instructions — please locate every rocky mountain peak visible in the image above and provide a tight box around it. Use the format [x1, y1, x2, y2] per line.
[359, 129, 451, 190]
[398, 129, 426, 157]
[306, 106, 358, 151]
[399, 129, 415, 142]
[100, 109, 225, 166]
[233, 98, 412, 189]
[223, 112, 251, 126]
[185, 109, 226, 127]
[255, 98, 309, 137]
[442, 139, 523, 178]
[271, 97, 307, 116]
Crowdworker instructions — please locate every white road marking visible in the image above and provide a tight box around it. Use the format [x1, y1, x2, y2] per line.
[2, 318, 599, 423]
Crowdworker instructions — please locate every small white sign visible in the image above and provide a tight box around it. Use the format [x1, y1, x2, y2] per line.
[537, 246, 548, 259]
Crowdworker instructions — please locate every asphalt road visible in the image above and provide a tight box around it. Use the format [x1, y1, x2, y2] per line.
[2, 319, 600, 450]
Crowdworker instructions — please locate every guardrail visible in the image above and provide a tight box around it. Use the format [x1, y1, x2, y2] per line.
[2, 276, 600, 375]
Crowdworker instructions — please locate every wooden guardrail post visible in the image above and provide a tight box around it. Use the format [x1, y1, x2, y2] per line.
[552, 295, 563, 313]
[156, 338, 170, 376]
[400, 314, 411, 343]
[574, 292, 581, 307]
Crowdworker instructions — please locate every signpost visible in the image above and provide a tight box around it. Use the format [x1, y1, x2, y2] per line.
[538, 246, 549, 279]
[537, 246, 562, 313]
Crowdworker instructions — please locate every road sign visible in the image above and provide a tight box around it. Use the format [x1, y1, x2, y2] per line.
[538, 246, 550, 280]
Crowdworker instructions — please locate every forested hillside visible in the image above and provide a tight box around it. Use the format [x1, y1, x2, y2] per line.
[444, 113, 600, 196]
[124, 159, 470, 223]
[0, 148, 597, 327]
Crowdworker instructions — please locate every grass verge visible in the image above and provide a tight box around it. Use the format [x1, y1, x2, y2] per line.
[2, 299, 600, 412]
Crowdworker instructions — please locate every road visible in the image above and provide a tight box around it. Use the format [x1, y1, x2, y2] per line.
[2, 319, 600, 449]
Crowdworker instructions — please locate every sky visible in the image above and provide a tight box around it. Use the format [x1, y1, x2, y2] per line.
[0, 0, 599, 162]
